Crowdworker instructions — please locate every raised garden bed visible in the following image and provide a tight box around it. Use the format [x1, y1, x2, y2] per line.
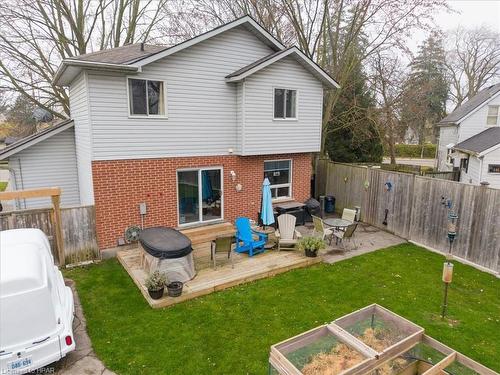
[269, 304, 498, 375]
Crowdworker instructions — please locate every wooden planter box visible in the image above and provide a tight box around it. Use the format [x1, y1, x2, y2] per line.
[269, 304, 498, 375]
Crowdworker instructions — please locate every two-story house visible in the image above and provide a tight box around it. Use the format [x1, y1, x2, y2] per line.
[437, 83, 500, 188]
[0, 16, 339, 251]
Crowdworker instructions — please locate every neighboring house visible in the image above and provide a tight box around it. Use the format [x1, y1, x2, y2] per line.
[0, 137, 18, 150]
[0, 16, 339, 251]
[437, 83, 500, 188]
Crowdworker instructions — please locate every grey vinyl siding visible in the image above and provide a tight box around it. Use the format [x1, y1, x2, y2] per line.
[69, 72, 94, 205]
[458, 93, 500, 142]
[437, 125, 459, 171]
[241, 56, 323, 155]
[482, 148, 500, 189]
[460, 155, 481, 185]
[9, 128, 80, 209]
[235, 82, 244, 154]
[87, 26, 274, 160]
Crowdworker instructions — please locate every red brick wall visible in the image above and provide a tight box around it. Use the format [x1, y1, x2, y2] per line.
[92, 153, 312, 250]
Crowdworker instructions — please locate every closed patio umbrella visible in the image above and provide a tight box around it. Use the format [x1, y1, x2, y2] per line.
[261, 178, 275, 227]
[202, 171, 213, 202]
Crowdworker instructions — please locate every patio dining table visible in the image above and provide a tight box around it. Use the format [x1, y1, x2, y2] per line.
[323, 218, 352, 229]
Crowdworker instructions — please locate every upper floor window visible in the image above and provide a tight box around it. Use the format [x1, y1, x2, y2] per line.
[128, 78, 166, 116]
[274, 88, 297, 119]
[486, 105, 499, 126]
[264, 160, 292, 199]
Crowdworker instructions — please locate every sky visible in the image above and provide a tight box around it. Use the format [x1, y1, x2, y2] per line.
[410, 0, 500, 51]
[440, 0, 500, 30]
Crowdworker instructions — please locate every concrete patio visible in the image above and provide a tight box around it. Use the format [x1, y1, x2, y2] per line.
[296, 221, 406, 264]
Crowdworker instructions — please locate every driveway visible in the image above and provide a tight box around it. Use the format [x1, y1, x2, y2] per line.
[46, 280, 116, 375]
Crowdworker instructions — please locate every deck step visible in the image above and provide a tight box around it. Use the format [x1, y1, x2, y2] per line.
[181, 222, 235, 246]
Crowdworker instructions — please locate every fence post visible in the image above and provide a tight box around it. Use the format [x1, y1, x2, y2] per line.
[51, 194, 65, 266]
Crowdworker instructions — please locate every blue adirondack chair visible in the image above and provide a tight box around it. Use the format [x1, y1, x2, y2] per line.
[235, 217, 267, 257]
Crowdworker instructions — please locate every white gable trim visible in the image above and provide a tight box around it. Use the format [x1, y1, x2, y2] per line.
[479, 142, 500, 157]
[0, 121, 74, 160]
[454, 90, 500, 125]
[53, 60, 138, 86]
[225, 47, 340, 89]
[130, 16, 285, 68]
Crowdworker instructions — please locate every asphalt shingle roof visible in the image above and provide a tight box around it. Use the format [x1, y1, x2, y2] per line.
[438, 83, 500, 125]
[454, 127, 500, 154]
[71, 43, 168, 65]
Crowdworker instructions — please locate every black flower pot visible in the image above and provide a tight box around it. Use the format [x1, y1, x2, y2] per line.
[148, 287, 164, 300]
[167, 281, 184, 297]
[304, 248, 318, 258]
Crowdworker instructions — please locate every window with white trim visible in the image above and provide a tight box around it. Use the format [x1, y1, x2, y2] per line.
[488, 164, 500, 173]
[486, 105, 499, 126]
[264, 160, 292, 199]
[274, 88, 296, 119]
[128, 78, 165, 116]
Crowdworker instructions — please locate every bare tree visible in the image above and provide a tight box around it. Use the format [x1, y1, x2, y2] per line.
[445, 26, 500, 108]
[171, 0, 448, 155]
[0, 0, 169, 118]
[369, 51, 407, 164]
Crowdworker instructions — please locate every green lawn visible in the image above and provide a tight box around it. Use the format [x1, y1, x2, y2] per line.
[66, 244, 500, 375]
[0, 181, 7, 191]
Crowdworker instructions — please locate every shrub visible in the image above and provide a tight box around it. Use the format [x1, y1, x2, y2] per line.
[145, 270, 167, 291]
[385, 144, 437, 158]
[297, 236, 326, 254]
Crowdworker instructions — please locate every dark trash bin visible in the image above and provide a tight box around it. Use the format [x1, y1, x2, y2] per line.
[325, 196, 335, 213]
[304, 198, 321, 222]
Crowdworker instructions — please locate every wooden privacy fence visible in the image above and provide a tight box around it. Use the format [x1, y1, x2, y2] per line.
[316, 159, 500, 274]
[0, 204, 99, 265]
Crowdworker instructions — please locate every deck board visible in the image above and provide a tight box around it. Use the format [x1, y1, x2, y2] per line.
[117, 247, 321, 309]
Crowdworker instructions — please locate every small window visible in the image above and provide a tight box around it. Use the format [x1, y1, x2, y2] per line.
[488, 164, 500, 173]
[128, 78, 165, 116]
[264, 160, 292, 199]
[446, 149, 453, 165]
[487, 105, 499, 126]
[274, 89, 296, 119]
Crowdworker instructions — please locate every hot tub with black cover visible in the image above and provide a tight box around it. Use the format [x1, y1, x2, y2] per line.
[139, 227, 196, 283]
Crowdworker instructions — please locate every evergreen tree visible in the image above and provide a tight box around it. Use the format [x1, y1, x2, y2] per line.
[401, 32, 448, 144]
[325, 43, 383, 163]
[6, 95, 37, 137]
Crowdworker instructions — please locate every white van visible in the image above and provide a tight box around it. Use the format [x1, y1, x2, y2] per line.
[0, 229, 75, 374]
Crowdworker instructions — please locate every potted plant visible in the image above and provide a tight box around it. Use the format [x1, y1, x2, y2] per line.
[144, 270, 167, 300]
[297, 236, 326, 257]
[166, 280, 184, 297]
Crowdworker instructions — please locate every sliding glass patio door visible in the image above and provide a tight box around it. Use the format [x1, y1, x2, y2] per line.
[177, 168, 223, 225]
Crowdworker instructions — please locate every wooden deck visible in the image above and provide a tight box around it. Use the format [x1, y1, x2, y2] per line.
[117, 222, 321, 308]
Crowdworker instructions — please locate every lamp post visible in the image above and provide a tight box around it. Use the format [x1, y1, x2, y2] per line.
[441, 211, 458, 319]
